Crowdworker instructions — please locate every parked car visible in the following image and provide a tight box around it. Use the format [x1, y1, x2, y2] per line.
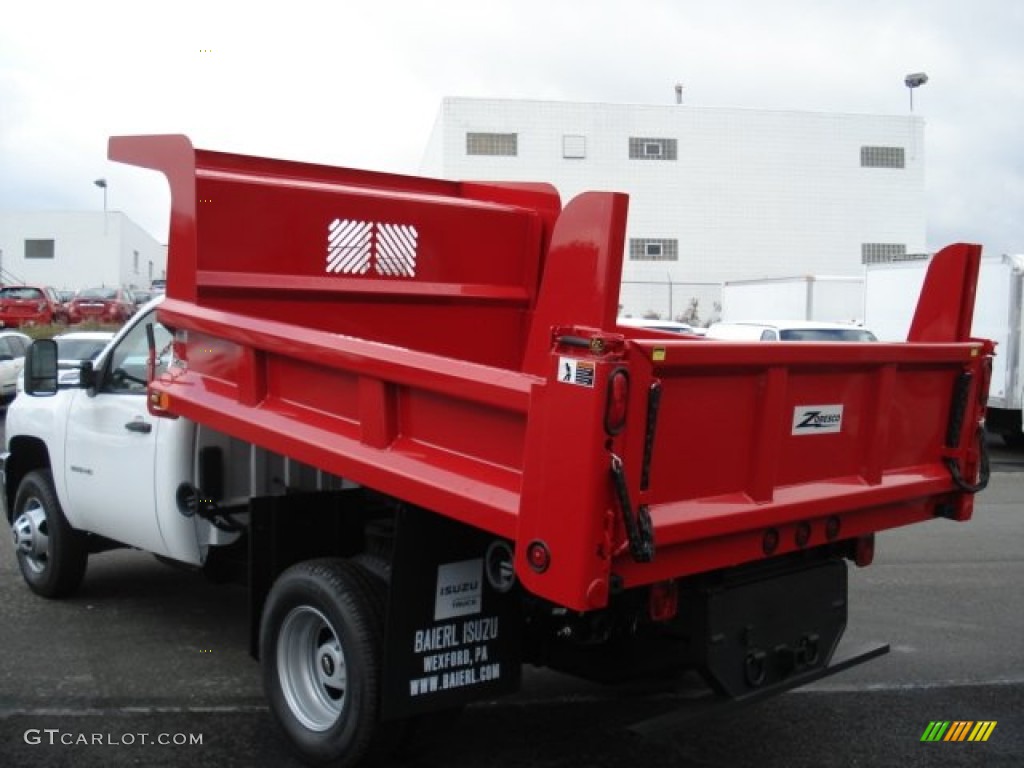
[67, 287, 136, 324]
[55, 331, 118, 384]
[15, 331, 117, 394]
[0, 285, 68, 327]
[150, 278, 167, 294]
[704, 320, 878, 342]
[617, 317, 696, 334]
[132, 289, 155, 307]
[0, 330, 31, 403]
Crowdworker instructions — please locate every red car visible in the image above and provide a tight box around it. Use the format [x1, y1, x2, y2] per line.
[0, 285, 68, 327]
[67, 286, 136, 324]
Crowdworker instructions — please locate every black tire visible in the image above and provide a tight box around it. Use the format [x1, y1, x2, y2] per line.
[11, 469, 88, 598]
[260, 558, 386, 767]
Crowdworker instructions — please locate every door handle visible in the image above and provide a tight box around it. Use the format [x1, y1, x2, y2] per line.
[125, 420, 152, 434]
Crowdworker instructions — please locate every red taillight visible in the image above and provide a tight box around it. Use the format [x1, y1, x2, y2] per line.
[604, 368, 630, 436]
[526, 540, 550, 573]
[648, 580, 678, 622]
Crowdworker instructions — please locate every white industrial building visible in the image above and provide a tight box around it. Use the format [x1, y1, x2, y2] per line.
[0, 211, 166, 293]
[421, 97, 925, 323]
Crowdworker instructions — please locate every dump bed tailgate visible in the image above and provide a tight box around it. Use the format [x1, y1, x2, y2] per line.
[614, 337, 987, 584]
[513, 331, 988, 610]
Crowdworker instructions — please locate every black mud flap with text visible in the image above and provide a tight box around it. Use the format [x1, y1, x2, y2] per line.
[381, 507, 523, 720]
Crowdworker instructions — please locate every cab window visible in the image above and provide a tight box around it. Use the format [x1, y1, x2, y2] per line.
[104, 314, 172, 394]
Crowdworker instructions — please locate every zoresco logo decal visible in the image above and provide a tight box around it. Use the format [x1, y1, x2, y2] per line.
[920, 721, 997, 742]
[791, 405, 844, 435]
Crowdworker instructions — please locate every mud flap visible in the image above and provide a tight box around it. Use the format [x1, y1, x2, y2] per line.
[381, 507, 523, 720]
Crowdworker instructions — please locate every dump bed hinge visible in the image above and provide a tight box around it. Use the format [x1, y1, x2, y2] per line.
[944, 371, 989, 494]
[610, 454, 655, 563]
[944, 426, 989, 494]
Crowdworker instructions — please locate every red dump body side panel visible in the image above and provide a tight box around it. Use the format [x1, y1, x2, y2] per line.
[111, 135, 992, 612]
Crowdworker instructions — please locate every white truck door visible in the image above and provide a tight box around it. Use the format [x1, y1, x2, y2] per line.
[64, 312, 174, 555]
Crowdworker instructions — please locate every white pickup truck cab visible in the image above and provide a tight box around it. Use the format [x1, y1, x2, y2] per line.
[3, 300, 329, 597]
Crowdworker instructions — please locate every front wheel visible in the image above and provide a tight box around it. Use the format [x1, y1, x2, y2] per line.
[11, 469, 88, 598]
[260, 559, 386, 767]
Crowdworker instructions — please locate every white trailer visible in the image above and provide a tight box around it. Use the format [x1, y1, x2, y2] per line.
[865, 255, 1024, 446]
[721, 275, 864, 324]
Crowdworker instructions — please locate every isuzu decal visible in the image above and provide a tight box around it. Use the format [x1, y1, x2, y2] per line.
[792, 405, 844, 435]
[434, 558, 483, 621]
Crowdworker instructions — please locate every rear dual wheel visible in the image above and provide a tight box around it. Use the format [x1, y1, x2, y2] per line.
[260, 559, 386, 767]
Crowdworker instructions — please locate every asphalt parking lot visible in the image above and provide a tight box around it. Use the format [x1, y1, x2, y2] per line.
[0, 434, 1021, 767]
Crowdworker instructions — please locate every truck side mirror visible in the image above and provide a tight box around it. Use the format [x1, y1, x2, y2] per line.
[79, 360, 96, 391]
[24, 339, 58, 396]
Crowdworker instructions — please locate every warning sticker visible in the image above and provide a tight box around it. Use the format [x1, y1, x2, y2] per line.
[558, 357, 596, 388]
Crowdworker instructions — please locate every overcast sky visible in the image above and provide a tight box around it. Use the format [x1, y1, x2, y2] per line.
[1, 0, 1021, 256]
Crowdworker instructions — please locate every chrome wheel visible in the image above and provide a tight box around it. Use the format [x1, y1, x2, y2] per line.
[11, 469, 87, 598]
[277, 605, 348, 732]
[12, 500, 49, 575]
[261, 559, 384, 765]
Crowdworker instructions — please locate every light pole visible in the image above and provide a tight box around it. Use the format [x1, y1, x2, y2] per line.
[94, 178, 108, 234]
[905, 72, 928, 111]
[94, 178, 108, 211]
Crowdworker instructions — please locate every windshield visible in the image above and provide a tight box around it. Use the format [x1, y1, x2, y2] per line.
[780, 328, 878, 342]
[0, 287, 44, 300]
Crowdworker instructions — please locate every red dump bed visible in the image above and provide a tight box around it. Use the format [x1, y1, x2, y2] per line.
[112, 135, 993, 612]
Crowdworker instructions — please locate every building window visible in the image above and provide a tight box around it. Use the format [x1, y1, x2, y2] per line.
[629, 238, 679, 261]
[860, 146, 905, 168]
[133, 250, 139, 274]
[629, 137, 677, 160]
[25, 239, 55, 259]
[861, 243, 908, 264]
[563, 135, 586, 159]
[466, 132, 518, 156]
